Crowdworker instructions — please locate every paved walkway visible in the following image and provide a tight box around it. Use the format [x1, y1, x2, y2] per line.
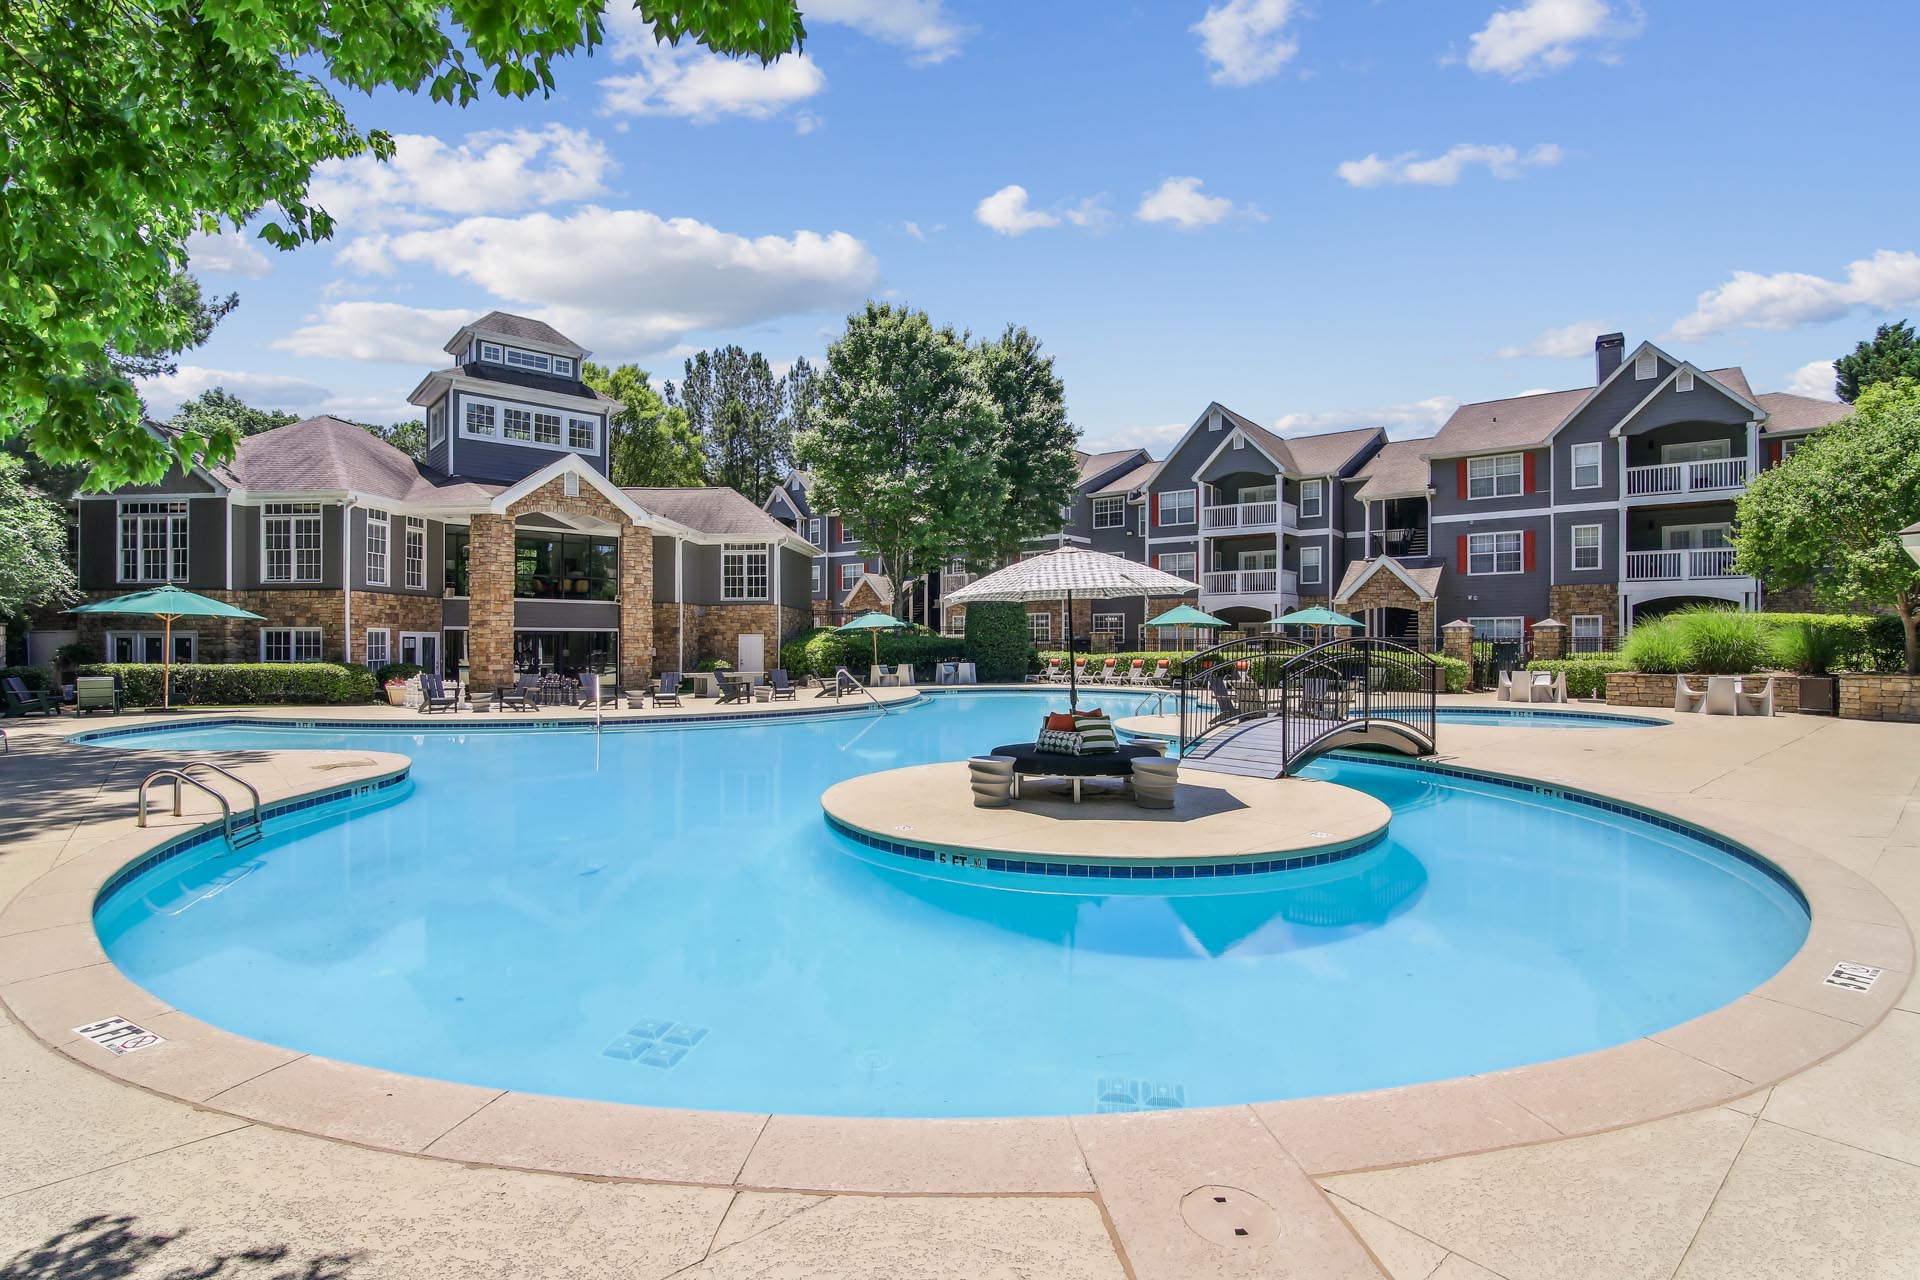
[1, 697, 1916, 1278]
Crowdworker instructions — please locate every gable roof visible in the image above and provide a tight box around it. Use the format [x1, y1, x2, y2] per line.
[1077, 448, 1147, 488]
[1333, 556, 1441, 604]
[1281, 426, 1385, 477]
[215, 416, 498, 505]
[1428, 387, 1590, 456]
[1213, 403, 1299, 473]
[624, 485, 817, 547]
[1756, 392, 1851, 435]
[842, 573, 894, 608]
[1091, 459, 1157, 496]
[1351, 438, 1434, 502]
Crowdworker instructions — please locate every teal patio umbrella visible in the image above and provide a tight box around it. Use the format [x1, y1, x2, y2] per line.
[69, 586, 264, 709]
[836, 610, 913, 668]
[1270, 605, 1365, 646]
[1145, 603, 1227, 652]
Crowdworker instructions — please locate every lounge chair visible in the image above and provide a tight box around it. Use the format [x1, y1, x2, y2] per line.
[1071, 659, 1093, 684]
[1736, 676, 1775, 717]
[1673, 676, 1707, 714]
[1150, 659, 1172, 686]
[1095, 659, 1119, 685]
[760, 668, 798, 701]
[498, 684, 533, 712]
[419, 674, 460, 713]
[654, 672, 684, 708]
[815, 666, 855, 697]
[716, 672, 751, 704]
[1206, 672, 1245, 726]
[2, 677, 59, 718]
[1125, 660, 1151, 687]
[73, 675, 122, 715]
[1033, 659, 1063, 684]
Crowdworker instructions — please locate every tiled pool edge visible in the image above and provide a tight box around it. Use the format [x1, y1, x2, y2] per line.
[0, 720, 1908, 1202]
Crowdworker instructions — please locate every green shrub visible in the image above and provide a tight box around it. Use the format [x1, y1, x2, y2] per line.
[74, 662, 379, 706]
[1617, 608, 1901, 675]
[1771, 621, 1843, 675]
[1759, 611, 1905, 672]
[1670, 606, 1776, 674]
[374, 662, 425, 686]
[1427, 653, 1470, 694]
[0, 665, 52, 691]
[964, 603, 1033, 683]
[780, 627, 968, 679]
[1524, 654, 1628, 699]
[55, 643, 97, 666]
[1620, 616, 1692, 673]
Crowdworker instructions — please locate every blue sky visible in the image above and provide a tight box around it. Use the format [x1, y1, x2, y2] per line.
[159, 0, 1920, 457]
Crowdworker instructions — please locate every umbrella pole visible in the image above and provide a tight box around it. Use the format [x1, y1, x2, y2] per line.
[1066, 589, 1077, 713]
[162, 614, 173, 710]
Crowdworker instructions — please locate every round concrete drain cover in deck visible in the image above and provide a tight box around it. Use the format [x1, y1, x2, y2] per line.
[1179, 1184, 1280, 1247]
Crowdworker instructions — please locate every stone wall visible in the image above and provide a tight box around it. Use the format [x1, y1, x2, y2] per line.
[66, 588, 347, 663]
[1338, 574, 1435, 650]
[1607, 670, 1802, 714]
[1839, 673, 1920, 722]
[347, 592, 445, 665]
[1026, 598, 1092, 646]
[653, 602, 809, 672]
[1549, 583, 1618, 651]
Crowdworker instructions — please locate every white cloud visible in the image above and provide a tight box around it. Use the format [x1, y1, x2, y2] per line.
[975, 185, 1061, 236]
[309, 126, 614, 230]
[1079, 422, 1189, 454]
[338, 208, 878, 354]
[1496, 319, 1613, 359]
[139, 366, 335, 418]
[904, 220, 946, 242]
[1337, 143, 1562, 188]
[185, 226, 273, 279]
[273, 303, 475, 366]
[1192, 0, 1302, 86]
[1784, 360, 1839, 401]
[600, 12, 825, 121]
[1274, 396, 1460, 442]
[1668, 250, 1920, 341]
[1465, 0, 1643, 80]
[1135, 177, 1258, 229]
[806, 0, 971, 64]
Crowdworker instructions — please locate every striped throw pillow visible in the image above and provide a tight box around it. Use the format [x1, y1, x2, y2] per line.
[1036, 728, 1083, 755]
[1074, 713, 1118, 753]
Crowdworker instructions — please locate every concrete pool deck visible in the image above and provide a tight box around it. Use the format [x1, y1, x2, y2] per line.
[1, 692, 1917, 1278]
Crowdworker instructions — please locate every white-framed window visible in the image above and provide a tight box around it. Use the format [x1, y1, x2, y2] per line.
[505, 348, 552, 373]
[260, 627, 323, 663]
[1300, 544, 1324, 586]
[365, 628, 391, 668]
[1781, 439, 1804, 460]
[1472, 617, 1525, 642]
[428, 401, 446, 446]
[1092, 613, 1124, 636]
[1158, 489, 1196, 526]
[840, 562, 864, 592]
[1660, 438, 1731, 464]
[1635, 349, 1658, 380]
[503, 407, 532, 441]
[117, 500, 189, 583]
[1676, 368, 1695, 393]
[1468, 453, 1524, 499]
[262, 502, 322, 583]
[1157, 551, 1197, 580]
[723, 543, 770, 600]
[1661, 522, 1732, 550]
[1027, 611, 1051, 644]
[107, 630, 196, 663]
[1570, 442, 1603, 490]
[567, 417, 595, 451]
[1571, 523, 1602, 571]
[947, 557, 967, 576]
[1300, 479, 1324, 519]
[404, 517, 426, 590]
[1231, 433, 1245, 449]
[1572, 615, 1604, 653]
[1092, 496, 1126, 528]
[840, 521, 856, 545]
[553, 356, 574, 377]
[532, 411, 562, 447]
[479, 342, 503, 363]
[465, 401, 498, 437]
[943, 608, 965, 636]
[811, 563, 823, 594]
[1467, 530, 1524, 575]
[365, 508, 389, 586]
[808, 517, 824, 546]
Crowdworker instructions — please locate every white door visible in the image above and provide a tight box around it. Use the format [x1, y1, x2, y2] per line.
[399, 631, 440, 672]
[737, 633, 765, 674]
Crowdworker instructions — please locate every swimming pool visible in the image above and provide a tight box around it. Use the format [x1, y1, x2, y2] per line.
[91, 691, 1804, 1118]
[1432, 707, 1667, 728]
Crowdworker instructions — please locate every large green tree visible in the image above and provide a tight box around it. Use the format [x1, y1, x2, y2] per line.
[0, 1, 806, 489]
[794, 302, 1008, 589]
[586, 362, 706, 487]
[1735, 379, 1920, 672]
[0, 454, 78, 622]
[973, 325, 1081, 562]
[1835, 320, 1920, 403]
[168, 388, 299, 439]
[670, 346, 788, 499]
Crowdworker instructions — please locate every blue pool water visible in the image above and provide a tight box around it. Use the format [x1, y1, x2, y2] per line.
[93, 692, 1803, 1118]
[1433, 708, 1667, 728]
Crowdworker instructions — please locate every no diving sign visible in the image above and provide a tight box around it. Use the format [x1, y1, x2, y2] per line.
[72, 1016, 166, 1056]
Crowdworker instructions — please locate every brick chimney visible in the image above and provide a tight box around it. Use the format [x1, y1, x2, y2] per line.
[1595, 332, 1625, 384]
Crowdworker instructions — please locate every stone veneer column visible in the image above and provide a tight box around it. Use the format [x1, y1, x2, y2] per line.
[1441, 619, 1474, 666]
[1531, 617, 1566, 661]
[467, 513, 516, 691]
[619, 530, 654, 691]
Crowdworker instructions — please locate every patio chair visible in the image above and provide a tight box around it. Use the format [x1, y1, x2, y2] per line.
[1096, 658, 1119, 684]
[1045, 660, 1070, 683]
[1150, 659, 1172, 686]
[1527, 671, 1566, 704]
[1735, 676, 1775, 717]
[1206, 673, 1244, 727]
[1125, 660, 1151, 687]
[2, 677, 59, 718]
[418, 674, 460, 713]
[762, 669, 797, 701]
[1029, 659, 1060, 684]
[1496, 670, 1514, 702]
[1673, 676, 1707, 714]
[1071, 659, 1093, 684]
[716, 672, 751, 705]
[72, 675, 123, 715]
[497, 684, 533, 712]
[654, 672, 684, 708]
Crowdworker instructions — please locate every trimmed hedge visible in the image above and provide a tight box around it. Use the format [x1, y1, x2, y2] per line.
[1427, 653, 1470, 695]
[374, 662, 425, 686]
[0, 665, 52, 692]
[1036, 647, 1466, 692]
[74, 662, 379, 706]
[1759, 612, 1905, 672]
[1524, 654, 1629, 699]
[963, 603, 1034, 683]
[1613, 610, 1904, 677]
[780, 627, 968, 680]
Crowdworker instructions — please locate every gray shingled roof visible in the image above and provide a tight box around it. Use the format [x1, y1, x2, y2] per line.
[1351, 439, 1435, 502]
[470, 311, 582, 351]
[1281, 425, 1385, 477]
[1756, 392, 1851, 435]
[841, 573, 894, 608]
[625, 486, 813, 543]
[1429, 387, 1590, 455]
[221, 416, 501, 504]
[1212, 404, 1299, 472]
[421, 364, 611, 402]
[1333, 558, 1442, 603]
[1091, 459, 1157, 496]
[1076, 448, 1144, 487]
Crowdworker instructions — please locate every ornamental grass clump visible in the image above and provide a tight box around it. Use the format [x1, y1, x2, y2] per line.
[1619, 616, 1691, 673]
[1771, 620, 1844, 676]
[1669, 606, 1775, 674]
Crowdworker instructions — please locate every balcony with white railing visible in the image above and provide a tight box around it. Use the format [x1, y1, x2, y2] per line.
[1624, 457, 1751, 499]
[1624, 548, 1742, 582]
[1202, 499, 1297, 532]
[1200, 567, 1299, 603]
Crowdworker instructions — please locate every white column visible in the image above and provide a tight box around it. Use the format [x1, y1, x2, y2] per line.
[675, 536, 685, 672]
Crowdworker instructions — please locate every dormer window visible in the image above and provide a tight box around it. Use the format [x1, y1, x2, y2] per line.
[480, 342, 503, 363]
[1676, 368, 1695, 393]
[1635, 350, 1657, 380]
[552, 356, 574, 377]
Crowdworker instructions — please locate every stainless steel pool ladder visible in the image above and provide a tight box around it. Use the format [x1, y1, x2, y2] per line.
[137, 763, 264, 849]
[833, 672, 890, 713]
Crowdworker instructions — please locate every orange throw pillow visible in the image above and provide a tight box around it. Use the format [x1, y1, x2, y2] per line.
[1044, 712, 1079, 732]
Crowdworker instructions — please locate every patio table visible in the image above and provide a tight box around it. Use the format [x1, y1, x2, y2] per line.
[1704, 675, 1741, 716]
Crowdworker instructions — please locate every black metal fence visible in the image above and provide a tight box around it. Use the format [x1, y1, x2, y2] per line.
[1174, 636, 1439, 772]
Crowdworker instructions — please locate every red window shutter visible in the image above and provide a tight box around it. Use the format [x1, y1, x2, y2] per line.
[1150, 493, 1160, 526]
[1767, 441, 1783, 466]
[1524, 530, 1537, 572]
[1456, 459, 1469, 499]
[1523, 453, 1537, 494]
[1457, 535, 1469, 572]
[1151, 554, 1160, 569]
[1524, 616, 1535, 644]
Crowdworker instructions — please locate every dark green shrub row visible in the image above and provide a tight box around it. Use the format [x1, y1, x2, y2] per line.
[1617, 609, 1905, 675]
[1757, 612, 1906, 672]
[74, 663, 379, 706]
[1426, 653, 1470, 694]
[0, 665, 52, 691]
[373, 662, 425, 686]
[1524, 654, 1630, 699]
[780, 627, 969, 679]
[962, 603, 1033, 683]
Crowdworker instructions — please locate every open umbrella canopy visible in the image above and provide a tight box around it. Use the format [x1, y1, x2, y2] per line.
[835, 611, 913, 668]
[1270, 606, 1364, 630]
[68, 586, 264, 709]
[942, 547, 1199, 605]
[1146, 603, 1227, 629]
